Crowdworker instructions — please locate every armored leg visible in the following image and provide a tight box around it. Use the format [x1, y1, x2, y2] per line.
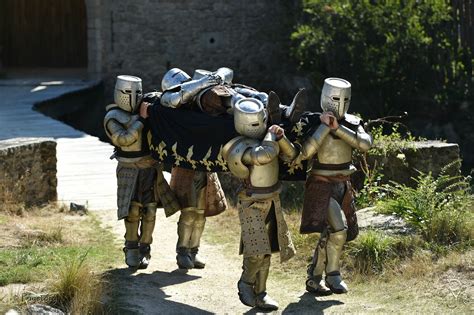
[306, 233, 332, 295]
[123, 201, 141, 268]
[176, 208, 195, 269]
[138, 202, 157, 269]
[238, 255, 264, 307]
[189, 209, 206, 269]
[255, 254, 278, 311]
[325, 229, 348, 294]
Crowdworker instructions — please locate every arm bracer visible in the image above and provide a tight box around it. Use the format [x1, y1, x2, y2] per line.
[278, 135, 299, 163]
[333, 124, 373, 152]
[242, 132, 279, 166]
[106, 119, 143, 147]
[300, 124, 331, 160]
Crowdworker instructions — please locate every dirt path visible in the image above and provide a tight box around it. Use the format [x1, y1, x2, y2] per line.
[95, 208, 470, 314]
[94, 209, 386, 314]
[96, 209, 253, 314]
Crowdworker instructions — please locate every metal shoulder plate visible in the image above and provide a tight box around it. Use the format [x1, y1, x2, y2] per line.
[104, 107, 133, 125]
[343, 113, 362, 126]
[104, 108, 134, 139]
[223, 136, 260, 179]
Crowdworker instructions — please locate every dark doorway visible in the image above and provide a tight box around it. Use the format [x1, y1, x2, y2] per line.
[0, 0, 87, 68]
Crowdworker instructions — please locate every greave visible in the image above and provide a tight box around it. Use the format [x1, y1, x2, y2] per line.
[176, 208, 196, 269]
[306, 233, 332, 295]
[308, 233, 327, 278]
[176, 208, 195, 249]
[189, 210, 206, 248]
[326, 229, 348, 294]
[140, 203, 157, 245]
[238, 255, 265, 307]
[326, 229, 346, 274]
[255, 255, 271, 295]
[124, 202, 141, 244]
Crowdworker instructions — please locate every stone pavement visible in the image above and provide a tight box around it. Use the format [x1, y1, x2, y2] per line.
[0, 78, 117, 210]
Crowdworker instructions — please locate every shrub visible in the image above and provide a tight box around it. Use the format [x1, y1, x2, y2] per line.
[377, 162, 473, 245]
[292, 0, 473, 116]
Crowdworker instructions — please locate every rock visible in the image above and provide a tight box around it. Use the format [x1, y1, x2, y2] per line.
[357, 207, 415, 235]
[26, 304, 64, 315]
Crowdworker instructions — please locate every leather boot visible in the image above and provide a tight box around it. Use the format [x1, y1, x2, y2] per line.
[325, 229, 348, 294]
[266, 91, 282, 125]
[286, 88, 307, 124]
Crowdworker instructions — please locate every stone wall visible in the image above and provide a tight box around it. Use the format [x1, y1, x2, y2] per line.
[85, 0, 304, 101]
[220, 141, 461, 210]
[366, 141, 461, 187]
[0, 138, 57, 207]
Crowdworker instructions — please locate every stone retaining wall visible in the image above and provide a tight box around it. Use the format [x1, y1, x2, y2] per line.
[0, 138, 57, 207]
[367, 141, 460, 187]
[220, 141, 461, 209]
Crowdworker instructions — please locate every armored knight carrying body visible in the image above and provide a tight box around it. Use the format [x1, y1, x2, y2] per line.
[160, 67, 306, 124]
[104, 75, 179, 269]
[282, 78, 373, 295]
[222, 98, 296, 311]
[156, 69, 228, 269]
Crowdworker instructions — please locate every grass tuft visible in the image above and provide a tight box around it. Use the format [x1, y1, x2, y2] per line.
[47, 250, 104, 313]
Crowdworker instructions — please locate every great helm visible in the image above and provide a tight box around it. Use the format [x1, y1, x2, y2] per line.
[161, 68, 191, 92]
[114, 75, 143, 113]
[321, 78, 351, 119]
[234, 98, 267, 139]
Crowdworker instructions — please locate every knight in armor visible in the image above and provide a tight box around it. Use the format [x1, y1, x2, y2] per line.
[157, 69, 229, 270]
[104, 75, 179, 269]
[160, 67, 306, 124]
[222, 98, 296, 311]
[282, 78, 373, 294]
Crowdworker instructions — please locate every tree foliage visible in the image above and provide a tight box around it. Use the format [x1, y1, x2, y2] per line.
[292, 0, 473, 117]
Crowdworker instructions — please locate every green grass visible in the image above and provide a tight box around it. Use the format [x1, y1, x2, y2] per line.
[0, 214, 119, 285]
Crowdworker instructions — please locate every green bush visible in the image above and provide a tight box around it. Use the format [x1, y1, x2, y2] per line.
[377, 163, 473, 245]
[292, 0, 473, 116]
[346, 230, 421, 275]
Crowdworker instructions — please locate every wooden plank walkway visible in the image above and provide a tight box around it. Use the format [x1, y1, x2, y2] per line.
[0, 79, 117, 210]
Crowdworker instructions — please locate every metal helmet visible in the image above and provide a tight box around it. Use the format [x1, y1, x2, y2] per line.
[114, 75, 143, 113]
[234, 98, 267, 139]
[161, 68, 191, 91]
[320, 77, 351, 119]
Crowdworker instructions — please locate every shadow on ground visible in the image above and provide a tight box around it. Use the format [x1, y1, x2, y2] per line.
[103, 268, 212, 315]
[282, 292, 344, 314]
